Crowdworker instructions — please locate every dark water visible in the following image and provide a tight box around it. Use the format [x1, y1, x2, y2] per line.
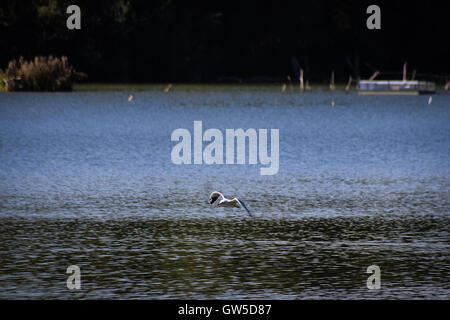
[0, 85, 449, 299]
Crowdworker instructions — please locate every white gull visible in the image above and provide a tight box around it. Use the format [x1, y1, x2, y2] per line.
[209, 191, 251, 215]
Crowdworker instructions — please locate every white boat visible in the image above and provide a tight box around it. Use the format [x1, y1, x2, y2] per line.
[358, 80, 436, 95]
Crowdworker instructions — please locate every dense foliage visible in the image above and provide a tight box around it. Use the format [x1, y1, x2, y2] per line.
[1, 0, 449, 83]
[0, 56, 86, 91]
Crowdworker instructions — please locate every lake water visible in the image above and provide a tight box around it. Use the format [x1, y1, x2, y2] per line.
[0, 85, 448, 299]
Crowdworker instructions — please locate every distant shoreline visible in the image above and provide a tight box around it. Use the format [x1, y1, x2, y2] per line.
[72, 82, 450, 93]
[2, 82, 449, 93]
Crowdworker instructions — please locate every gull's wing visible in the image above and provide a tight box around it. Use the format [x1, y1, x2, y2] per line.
[236, 198, 251, 215]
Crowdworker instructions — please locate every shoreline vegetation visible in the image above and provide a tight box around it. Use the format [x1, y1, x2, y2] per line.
[1, 56, 449, 93]
[3, 81, 450, 93]
[72, 82, 357, 91]
[1, 2, 449, 86]
[72, 82, 448, 93]
[0, 56, 87, 92]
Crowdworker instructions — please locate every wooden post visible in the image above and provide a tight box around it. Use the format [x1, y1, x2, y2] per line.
[369, 71, 380, 81]
[306, 80, 311, 91]
[345, 75, 352, 92]
[330, 70, 335, 91]
[403, 62, 407, 81]
[299, 68, 304, 92]
[164, 83, 172, 93]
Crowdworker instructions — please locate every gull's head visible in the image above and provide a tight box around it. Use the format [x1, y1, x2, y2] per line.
[209, 196, 218, 205]
[209, 192, 221, 205]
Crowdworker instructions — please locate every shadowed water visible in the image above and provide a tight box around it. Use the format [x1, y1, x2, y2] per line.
[0, 85, 449, 299]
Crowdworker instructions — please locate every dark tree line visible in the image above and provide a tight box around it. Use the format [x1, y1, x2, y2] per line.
[1, 0, 449, 83]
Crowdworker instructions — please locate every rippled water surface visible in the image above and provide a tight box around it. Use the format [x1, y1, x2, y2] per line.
[0, 85, 449, 299]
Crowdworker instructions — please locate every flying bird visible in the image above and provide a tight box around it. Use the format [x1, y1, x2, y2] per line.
[209, 191, 251, 215]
